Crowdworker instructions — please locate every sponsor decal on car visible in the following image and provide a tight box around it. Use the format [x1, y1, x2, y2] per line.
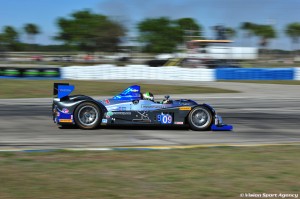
[142, 105, 166, 109]
[122, 87, 139, 94]
[174, 121, 184, 125]
[62, 108, 69, 113]
[58, 88, 72, 92]
[118, 107, 126, 111]
[59, 119, 73, 123]
[102, 119, 108, 124]
[108, 106, 119, 111]
[113, 112, 131, 115]
[107, 111, 114, 116]
[105, 99, 110, 104]
[179, 106, 192, 111]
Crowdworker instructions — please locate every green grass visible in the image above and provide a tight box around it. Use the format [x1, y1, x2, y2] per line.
[0, 145, 299, 199]
[240, 63, 300, 68]
[0, 79, 237, 99]
[219, 80, 300, 85]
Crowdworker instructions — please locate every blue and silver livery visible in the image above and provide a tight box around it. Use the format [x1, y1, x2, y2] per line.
[52, 84, 233, 131]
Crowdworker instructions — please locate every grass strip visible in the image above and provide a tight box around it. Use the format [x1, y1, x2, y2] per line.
[219, 80, 300, 85]
[0, 145, 299, 199]
[0, 79, 237, 99]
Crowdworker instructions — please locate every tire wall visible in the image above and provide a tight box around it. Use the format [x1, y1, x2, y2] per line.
[0, 67, 61, 79]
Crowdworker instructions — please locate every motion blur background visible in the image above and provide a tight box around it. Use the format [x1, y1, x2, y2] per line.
[0, 0, 300, 69]
[0, 1, 299, 199]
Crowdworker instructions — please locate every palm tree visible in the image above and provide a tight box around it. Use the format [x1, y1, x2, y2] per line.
[2, 26, 20, 50]
[225, 27, 237, 40]
[240, 22, 276, 48]
[285, 22, 300, 51]
[253, 25, 276, 48]
[3, 26, 19, 41]
[24, 23, 40, 43]
[240, 22, 255, 46]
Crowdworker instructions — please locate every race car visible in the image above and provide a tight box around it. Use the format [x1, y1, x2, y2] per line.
[52, 83, 233, 131]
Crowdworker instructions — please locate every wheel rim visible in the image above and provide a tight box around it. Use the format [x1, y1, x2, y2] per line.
[77, 105, 98, 126]
[190, 108, 211, 128]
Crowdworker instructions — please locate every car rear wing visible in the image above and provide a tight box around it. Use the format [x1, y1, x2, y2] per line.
[53, 83, 74, 99]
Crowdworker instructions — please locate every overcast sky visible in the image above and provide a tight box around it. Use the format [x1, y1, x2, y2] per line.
[1, 0, 299, 49]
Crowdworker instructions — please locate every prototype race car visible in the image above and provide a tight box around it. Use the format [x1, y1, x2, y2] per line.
[52, 83, 233, 131]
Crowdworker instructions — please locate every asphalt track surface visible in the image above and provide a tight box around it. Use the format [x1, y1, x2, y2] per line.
[0, 81, 299, 150]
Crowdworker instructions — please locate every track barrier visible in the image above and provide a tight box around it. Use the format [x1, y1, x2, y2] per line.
[61, 65, 215, 81]
[295, 67, 300, 80]
[0, 67, 61, 79]
[0, 65, 298, 81]
[216, 68, 295, 80]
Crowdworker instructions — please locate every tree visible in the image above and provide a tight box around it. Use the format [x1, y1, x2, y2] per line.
[253, 25, 276, 47]
[24, 23, 40, 44]
[240, 22, 276, 47]
[225, 27, 237, 40]
[285, 22, 300, 50]
[176, 18, 202, 42]
[55, 10, 126, 52]
[240, 22, 256, 46]
[137, 17, 202, 53]
[138, 17, 180, 53]
[1, 26, 20, 50]
[240, 22, 255, 37]
[212, 25, 236, 40]
[3, 26, 19, 42]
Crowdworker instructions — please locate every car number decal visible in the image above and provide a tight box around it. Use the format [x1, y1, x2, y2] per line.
[157, 114, 172, 124]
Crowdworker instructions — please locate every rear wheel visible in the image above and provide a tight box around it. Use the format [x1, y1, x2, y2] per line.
[74, 102, 102, 129]
[188, 106, 213, 131]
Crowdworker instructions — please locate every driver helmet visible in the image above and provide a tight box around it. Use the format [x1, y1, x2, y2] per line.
[143, 92, 154, 101]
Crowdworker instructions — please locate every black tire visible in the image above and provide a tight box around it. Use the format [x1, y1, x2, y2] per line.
[74, 102, 102, 129]
[188, 106, 213, 131]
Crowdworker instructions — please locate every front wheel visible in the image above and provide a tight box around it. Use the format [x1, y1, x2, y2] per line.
[188, 106, 213, 131]
[74, 102, 102, 129]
